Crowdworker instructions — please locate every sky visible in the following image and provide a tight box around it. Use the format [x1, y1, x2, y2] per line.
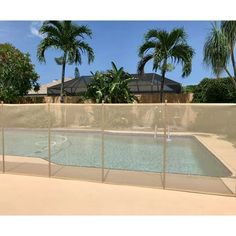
[0, 21, 225, 86]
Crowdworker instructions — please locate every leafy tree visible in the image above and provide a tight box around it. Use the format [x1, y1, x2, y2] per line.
[86, 72, 108, 103]
[138, 28, 194, 102]
[86, 62, 137, 103]
[204, 21, 236, 89]
[37, 21, 94, 103]
[0, 43, 39, 103]
[192, 78, 236, 103]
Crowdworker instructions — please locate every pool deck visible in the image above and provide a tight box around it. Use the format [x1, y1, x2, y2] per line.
[192, 134, 236, 176]
[0, 131, 236, 214]
[1, 154, 234, 196]
[0, 173, 236, 215]
[194, 133, 236, 194]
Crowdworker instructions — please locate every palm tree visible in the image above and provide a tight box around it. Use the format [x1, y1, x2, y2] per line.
[138, 28, 194, 103]
[204, 21, 236, 89]
[37, 21, 95, 102]
[74, 67, 80, 79]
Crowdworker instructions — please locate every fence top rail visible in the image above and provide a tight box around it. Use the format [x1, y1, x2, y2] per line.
[1, 103, 164, 106]
[1, 103, 236, 107]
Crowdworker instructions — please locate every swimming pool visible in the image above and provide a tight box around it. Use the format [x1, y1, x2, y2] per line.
[1, 129, 231, 177]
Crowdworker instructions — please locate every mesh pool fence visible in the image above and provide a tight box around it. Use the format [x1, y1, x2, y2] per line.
[0, 103, 235, 196]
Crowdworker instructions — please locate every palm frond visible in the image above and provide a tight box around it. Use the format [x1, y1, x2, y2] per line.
[74, 49, 82, 65]
[167, 27, 187, 48]
[55, 56, 64, 65]
[221, 21, 236, 46]
[43, 21, 63, 33]
[138, 41, 156, 57]
[63, 21, 72, 32]
[182, 61, 192, 77]
[144, 29, 159, 41]
[154, 30, 169, 47]
[170, 44, 194, 77]
[203, 23, 230, 76]
[152, 53, 162, 71]
[39, 24, 61, 39]
[77, 41, 95, 64]
[71, 24, 92, 39]
[37, 37, 60, 63]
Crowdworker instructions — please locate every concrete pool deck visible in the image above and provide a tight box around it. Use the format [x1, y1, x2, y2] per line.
[0, 130, 236, 196]
[1, 154, 235, 196]
[194, 134, 236, 175]
[0, 130, 236, 214]
[194, 133, 236, 194]
[0, 173, 236, 215]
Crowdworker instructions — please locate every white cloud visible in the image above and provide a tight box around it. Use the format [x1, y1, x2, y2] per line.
[30, 21, 43, 38]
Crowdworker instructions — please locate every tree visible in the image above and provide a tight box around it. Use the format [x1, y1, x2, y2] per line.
[86, 62, 137, 103]
[37, 21, 95, 103]
[203, 21, 236, 89]
[192, 78, 236, 103]
[0, 43, 39, 103]
[74, 67, 80, 79]
[182, 85, 197, 93]
[138, 28, 194, 103]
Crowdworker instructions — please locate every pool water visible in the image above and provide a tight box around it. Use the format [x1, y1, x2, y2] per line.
[1, 130, 231, 177]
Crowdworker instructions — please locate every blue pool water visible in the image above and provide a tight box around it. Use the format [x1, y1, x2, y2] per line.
[1, 130, 231, 177]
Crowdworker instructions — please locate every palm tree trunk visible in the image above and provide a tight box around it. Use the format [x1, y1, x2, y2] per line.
[60, 52, 67, 103]
[231, 49, 236, 79]
[224, 67, 236, 89]
[160, 70, 166, 103]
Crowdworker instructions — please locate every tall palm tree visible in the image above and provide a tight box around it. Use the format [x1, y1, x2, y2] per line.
[138, 28, 194, 103]
[37, 21, 95, 102]
[204, 21, 236, 89]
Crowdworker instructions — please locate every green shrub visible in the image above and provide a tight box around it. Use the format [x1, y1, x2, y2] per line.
[85, 62, 137, 103]
[192, 78, 236, 103]
[182, 85, 197, 93]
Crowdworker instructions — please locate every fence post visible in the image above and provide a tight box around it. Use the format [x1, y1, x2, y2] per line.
[154, 106, 158, 139]
[1, 101, 5, 173]
[101, 101, 105, 182]
[48, 103, 51, 177]
[163, 99, 168, 189]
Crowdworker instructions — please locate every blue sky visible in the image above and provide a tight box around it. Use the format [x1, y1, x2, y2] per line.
[0, 21, 224, 86]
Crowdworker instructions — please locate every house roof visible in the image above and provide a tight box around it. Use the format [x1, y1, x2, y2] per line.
[28, 78, 73, 95]
[47, 73, 181, 95]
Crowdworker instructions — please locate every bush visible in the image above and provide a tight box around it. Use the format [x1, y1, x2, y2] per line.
[85, 62, 137, 103]
[192, 78, 236, 103]
[0, 43, 39, 103]
[182, 85, 197, 93]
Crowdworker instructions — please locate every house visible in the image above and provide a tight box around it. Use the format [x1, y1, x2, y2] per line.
[28, 77, 73, 96]
[26, 73, 183, 103]
[46, 73, 182, 96]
